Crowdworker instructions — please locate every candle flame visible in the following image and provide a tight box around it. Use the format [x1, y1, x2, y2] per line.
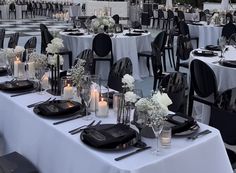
[101, 98, 104, 101]
[67, 84, 70, 87]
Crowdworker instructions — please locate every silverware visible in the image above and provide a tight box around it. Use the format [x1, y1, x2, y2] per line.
[69, 120, 96, 135]
[27, 97, 52, 108]
[10, 90, 37, 97]
[53, 115, 82, 125]
[114, 146, 151, 161]
[187, 129, 212, 140]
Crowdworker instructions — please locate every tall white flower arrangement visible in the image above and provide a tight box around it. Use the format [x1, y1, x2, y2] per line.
[46, 38, 64, 66]
[91, 16, 115, 32]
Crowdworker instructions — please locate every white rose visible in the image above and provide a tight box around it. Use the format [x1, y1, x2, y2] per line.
[152, 91, 172, 107]
[14, 46, 25, 54]
[124, 91, 137, 103]
[122, 74, 135, 89]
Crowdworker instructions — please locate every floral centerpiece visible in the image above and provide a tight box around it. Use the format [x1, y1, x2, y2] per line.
[91, 16, 115, 33]
[71, 58, 86, 88]
[46, 38, 64, 95]
[117, 74, 138, 125]
[28, 53, 48, 71]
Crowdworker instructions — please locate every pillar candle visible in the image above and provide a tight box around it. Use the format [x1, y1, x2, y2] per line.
[96, 98, 108, 117]
[28, 62, 35, 79]
[63, 84, 73, 100]
[89, 89, 99, 112]
[14, 57, 21, 78]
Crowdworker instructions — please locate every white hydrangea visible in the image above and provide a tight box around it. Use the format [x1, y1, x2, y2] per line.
[124, 91, 138, 103]
[14, 46, 25, 54]
[122, 74, 135, 90]
[47, 54, 64, 66]
[46, 38, 64, 54]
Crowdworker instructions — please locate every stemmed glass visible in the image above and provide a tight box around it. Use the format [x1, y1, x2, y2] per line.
[151, 123, 163, 154]
[84, 18, 92, 35]
[35, 68, 46, 95]
[219, 36, 226, 58]
[80, 75, 92, 120]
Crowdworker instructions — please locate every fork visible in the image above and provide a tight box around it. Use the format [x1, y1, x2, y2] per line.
[69, 120, 95, 134]
[27, 97, 52, 108]
[187, 129, 212, 140]
[70, 120, 102, 135]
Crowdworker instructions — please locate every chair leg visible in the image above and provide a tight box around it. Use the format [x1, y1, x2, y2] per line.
[92, 60, 96, 74]
[146, 56, 150, 73]
[171, 47, 175, 69]
[153, 76, 158, 91]
[167, 49, 172, 68]
[175, 56, 180, 71]
[188, 83, 194, 116]
[68, 52, 72, 68]
[162, 54, 167, 72]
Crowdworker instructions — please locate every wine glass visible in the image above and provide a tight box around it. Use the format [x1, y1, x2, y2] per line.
[80, 75, 92, 120]
[84, 18, 92, 35]
[39, 69, 50, 95]
[219, 36, 226, 58]
[151, 123, 163, 154]
[35, 68, 46, 95]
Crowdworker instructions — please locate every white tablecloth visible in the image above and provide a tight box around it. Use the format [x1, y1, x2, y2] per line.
[0, 76, 233, 173]
[189, 23, 223, 48]
[60, 31, 152, 80]
[190, 46, 236, 123]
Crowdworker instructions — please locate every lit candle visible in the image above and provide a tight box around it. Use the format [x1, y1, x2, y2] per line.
[14, 57, 21, 78]
[63, 84, 73, 100]
[89, 89, 99, 112]
[41, 75, 49, 89]
[96, 98, 108, 117]
[160, 137, 171, 146]
[28, 62, 35, 79]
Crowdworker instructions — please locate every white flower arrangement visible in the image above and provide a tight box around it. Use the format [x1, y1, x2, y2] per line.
[91, 16, 115, 32]
[14, 46, 25, 54]
[121, 74, 137, 104]
[28, 53, 48, 70]
[3, 48, 15, 64]
[46, 38, 64, 66]
[124, 91, 138, 103]
[71, 58, 86, 87]
[210, 12, 220, 25]
[122, 74, 135, 90]
[135, 91, 172, 126]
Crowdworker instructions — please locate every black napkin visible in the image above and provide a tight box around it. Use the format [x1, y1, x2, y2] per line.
[67, 32, 84, 36]
[82, 124, 137, 149]
[63, 29, 78, 32]
[133, 29, 148, 33]
[205, 45, 221, 51]
[125, 33, 142, 36]
[191, 23, 203, 26]
[166, 113, 196, 134]
[0, 80, 34, 91]
[193, 50, 217, 57]
[0, 67, 7, 76]
[219, 60, 236, 68]
[35, 100, 82, 117]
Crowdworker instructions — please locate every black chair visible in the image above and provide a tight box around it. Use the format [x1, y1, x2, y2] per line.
[226, 12, 233, 23]
[141, 12, 151, 28]
[157, 9, 166, 29]
[138, 31, 167, 74]
[9, 3, 16, 19]
[74, 49, 93, 74]
[107, 57, 132, 92]
[228, 33, 236, 45]
[92, 33, 113, 74]
[112, 14, 119, 24]
[209, 88, 236, 168]
[164, 28, 176, 69]
[89, 15, 97, 20]
[132, 21, 142, 29]
[40, 24, 73, 68]
[8, 32, 19, 48]
[0, 28, 5, 49]
[159, 72, 187, 113]
[179, 21, 199, 48]
[0, 151, 39, 173]
[203, 9, 210, 14]
[188, 59, 218, 116]
[221, 22, 236, 41]
[23, 36, 37, 62]
[175, 35, 193, 71]
[166, 9, 175, 30]
[199, 11, 206, 21]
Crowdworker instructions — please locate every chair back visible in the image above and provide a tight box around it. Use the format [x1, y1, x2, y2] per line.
[112, 14, 119, 24]
[92, 33, 112, 58]
[158, 9, 164, 18]
[74, 49, 93, 74]
[210, 103, 236, 145]
[0, 29, 5, 49]
[176, 35, 193, 61]
[199, 11, 206, 21]
[177, 10, 185, 21]
[141, 12, 151, 26]
[40, 24, 53, 53]
[107, 57, 132, 92]
[228, 33, 236, 45]
[132, 21, 142, 29]
[8, 32, 19, 48]
[178, 21, 190, 37]
[24, 36, 37, 49]
[9, 3, 15, 11]
[226, 12, 233, 23]
[153, 31, 167, 52]
[190, 59, 217, 98]
[159, 72, 187, 113]
[222, 22, 236, 40]
[167, 9, 174, 20]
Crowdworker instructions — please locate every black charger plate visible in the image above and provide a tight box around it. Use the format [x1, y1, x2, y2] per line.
[0, 80, 37, 93]
[219, 60, 236, 68]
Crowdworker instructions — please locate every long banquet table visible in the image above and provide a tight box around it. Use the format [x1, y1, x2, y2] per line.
[60, 30, 152, 80]
[0, 76, 233, 173]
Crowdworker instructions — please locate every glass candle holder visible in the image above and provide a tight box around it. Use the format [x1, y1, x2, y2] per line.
[160, 126, 172, 147]
[95, 87, 109, 117]
[61, 76, 74, 100]
[89, 75, 101, 112]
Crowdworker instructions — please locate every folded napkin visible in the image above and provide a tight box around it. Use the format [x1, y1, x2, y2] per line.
[82, 124, 137, 149]
[36, 100, 82, 117]
[193, 50, 217, 57]
[191, 23, 203, 26]
[67, 32, 84, 36]
[205, 45, 221, 51]
[166, 113, 197, 134]
[219, 60, 236, 68]
[0, 80, 34, 91]
[125, 33, 142, 36]
[63, 29, 78, 32]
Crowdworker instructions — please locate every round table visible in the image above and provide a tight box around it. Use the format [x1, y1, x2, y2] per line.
[190, 46, 236, 124]
[188, 22, 223, 48]
[60, 30, 152, 80]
